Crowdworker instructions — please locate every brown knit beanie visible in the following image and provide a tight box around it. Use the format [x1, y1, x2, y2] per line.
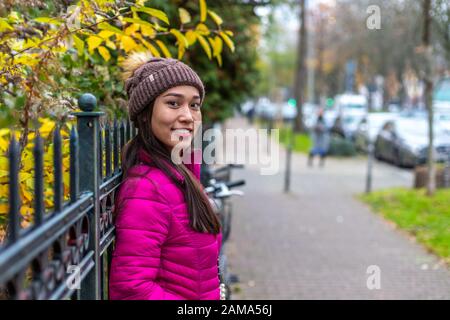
[123, 53, 205, 121]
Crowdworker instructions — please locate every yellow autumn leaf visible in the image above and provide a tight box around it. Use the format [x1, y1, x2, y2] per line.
[209, 36, 223, 57]
[208, 10, 223, 26]
[87, 36, 103, 54]
[22, 158, 34, 172]
[0, 19, 14, 32]
[199, 0, 207, 22]
[121, 35, 138, 52]
[0, 128, 9, 137]
[216, 54, 222, 67]
[195, 23, 210, 36]
[105, 40, 116, 50]
[72, 34, 84, 56]
[137, 7, 169, 25]
[39, 119, 55, 137]
[185, 30, 197, 46]
[98, 30, 115, 39]
[0, 138, 8, 153]
[125, 24, 140, 35]
[141, 25, 156, 38]
[122, 17, 154, 28]
[0, 170, 8, 178]
[97, 46, 111, 61]
[0, 157, 8, 170]
[19, 172, 32, 182]
[98, 22, 124, 35]
[196, 34, 211, 60]
[170, 29, 189, 48]
[141, 39, 161, 57]
[156, 40, 172, 58]
[220, 31, 234, 53]
[179, 8, 191, 24]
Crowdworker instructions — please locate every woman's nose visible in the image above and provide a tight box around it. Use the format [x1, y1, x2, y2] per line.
[178, 104, 194, 122]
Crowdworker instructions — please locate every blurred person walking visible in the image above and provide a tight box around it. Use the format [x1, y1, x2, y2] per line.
[308, 112, 330, 167]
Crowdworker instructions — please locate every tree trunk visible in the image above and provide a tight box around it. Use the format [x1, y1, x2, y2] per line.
[422, 0, 435, 196]
[293, 0, 307, 133]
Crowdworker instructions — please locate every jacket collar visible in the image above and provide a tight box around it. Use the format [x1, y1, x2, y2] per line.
[137, 147, 202, 182]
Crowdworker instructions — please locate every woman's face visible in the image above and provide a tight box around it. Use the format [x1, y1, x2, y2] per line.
[151, 85, 202, 150]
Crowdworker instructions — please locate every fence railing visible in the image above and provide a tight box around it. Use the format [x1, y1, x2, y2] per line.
[0, 93, 135, 300]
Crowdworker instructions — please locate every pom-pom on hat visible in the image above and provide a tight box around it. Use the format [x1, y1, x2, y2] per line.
[121, 52, 205, 121]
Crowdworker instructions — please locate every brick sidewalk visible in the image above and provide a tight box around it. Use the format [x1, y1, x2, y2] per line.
[222, 117, 450, 299]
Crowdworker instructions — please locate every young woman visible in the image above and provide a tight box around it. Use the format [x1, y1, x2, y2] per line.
[109, 52, 222, 300]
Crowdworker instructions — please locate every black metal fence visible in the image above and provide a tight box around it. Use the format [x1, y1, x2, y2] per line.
[0, 93, 135, 300]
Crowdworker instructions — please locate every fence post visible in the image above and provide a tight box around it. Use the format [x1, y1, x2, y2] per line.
[73, 93, 104, 300]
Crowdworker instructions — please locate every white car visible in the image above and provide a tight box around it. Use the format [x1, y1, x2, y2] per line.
[334, 93, 368, 116]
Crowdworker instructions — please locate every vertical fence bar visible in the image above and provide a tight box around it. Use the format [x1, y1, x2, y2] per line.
[33, 134, 44, 226]
[99, 124, 103, 181]
[8, 136, 20, 243]
[105, 122, 111, 177]
[113, 119, 119, 173]
[119, 120, 125, 167]
[70, 126, 79, 202]
[125, 119, 131, 142]
[74, 93, 104, 300]
[53, 126, 63, 213]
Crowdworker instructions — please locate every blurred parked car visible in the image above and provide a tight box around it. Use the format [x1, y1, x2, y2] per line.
[434, 77, 450, 113]
[435, 112, 450, 134]
[281, 101, 298, 121]
[255, 97, 277, 120]
[331, 112, 366, 140]
[334, 93, 368, 115]
[374, 117, 450, 167]
[354, 112, 399, 152]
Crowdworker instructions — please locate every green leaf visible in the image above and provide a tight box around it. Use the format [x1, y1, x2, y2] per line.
[179, 8, 191, 24]
[199, 0, 207, 22]
[207, 10, 223, 26]
[137, 7, 169, 25]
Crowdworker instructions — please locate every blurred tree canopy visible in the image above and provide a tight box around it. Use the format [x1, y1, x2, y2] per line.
[258, 0, 450, 108]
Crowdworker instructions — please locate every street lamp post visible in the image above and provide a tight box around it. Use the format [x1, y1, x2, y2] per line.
[365, 113, 374, 194]
[284, 119, 294, 193]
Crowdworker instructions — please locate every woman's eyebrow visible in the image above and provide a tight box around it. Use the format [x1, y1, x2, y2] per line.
[163, 93, 200, 100]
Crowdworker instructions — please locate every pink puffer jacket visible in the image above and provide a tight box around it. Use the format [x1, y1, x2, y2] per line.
[109, 148, 222, 300]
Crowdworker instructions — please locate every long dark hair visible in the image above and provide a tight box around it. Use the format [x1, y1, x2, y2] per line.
[119, 102, 221, 234]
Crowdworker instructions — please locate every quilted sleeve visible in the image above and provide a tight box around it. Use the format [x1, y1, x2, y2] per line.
[109, 185, 183, 300]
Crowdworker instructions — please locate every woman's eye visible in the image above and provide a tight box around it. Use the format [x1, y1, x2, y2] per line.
[191, 103, 201, 109]
[167, 101, 179, 107]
